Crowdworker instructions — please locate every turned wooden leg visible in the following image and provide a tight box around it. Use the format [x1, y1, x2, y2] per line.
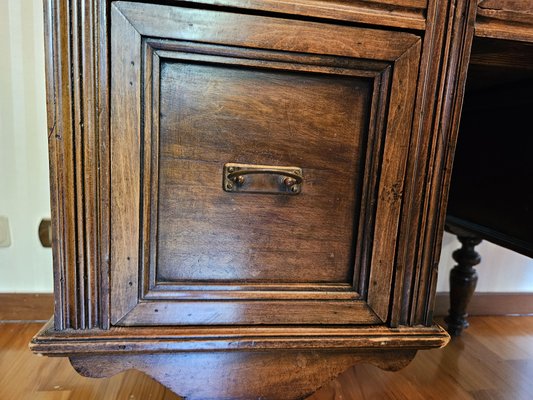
[444, 235, 482, 336]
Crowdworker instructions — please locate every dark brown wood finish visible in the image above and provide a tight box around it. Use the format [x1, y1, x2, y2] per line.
[43, 0, 109, 331]
[67, 351, 417, 400]
[443, 229, 482, 336]
[31, 319, 449, 354]
[110, 1, 421, 326]
[390, 0, 477, 327]
[41, 0, 475, 328]
[175, 0, 429, 30]
[34, 0, 486, 398]
[476, 0, 533, 41]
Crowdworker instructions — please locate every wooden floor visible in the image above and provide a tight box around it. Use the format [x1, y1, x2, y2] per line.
[0, 317, 532, 399]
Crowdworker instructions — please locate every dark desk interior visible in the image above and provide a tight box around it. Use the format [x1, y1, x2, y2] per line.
[445, 37, 533, 335]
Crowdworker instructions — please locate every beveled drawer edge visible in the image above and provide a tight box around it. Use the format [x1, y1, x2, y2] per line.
[475, 0, 533, 42]
[174, 0, 427, 31]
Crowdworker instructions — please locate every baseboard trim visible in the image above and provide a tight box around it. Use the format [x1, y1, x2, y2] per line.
[0, 293, 54, 321]
[434, 292, 533, 317]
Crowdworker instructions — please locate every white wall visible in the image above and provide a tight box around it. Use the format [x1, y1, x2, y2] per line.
[0, 0, 532, 294]
[0, 0, 53, 292]
[437, 232, 533, 292]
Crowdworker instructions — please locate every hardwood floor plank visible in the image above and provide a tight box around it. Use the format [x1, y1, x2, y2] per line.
[0, 323, 182, 400]
[32, 392, 72, 400]
[1, 317, 532, 399]
[473, 316, 533, 360]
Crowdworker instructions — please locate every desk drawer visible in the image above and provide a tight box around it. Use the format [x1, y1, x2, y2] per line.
[110, 1, 421, 325]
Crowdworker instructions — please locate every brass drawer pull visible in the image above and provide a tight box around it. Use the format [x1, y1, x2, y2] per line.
[223, 163, 303, 194]
[228, 168, 303, 185]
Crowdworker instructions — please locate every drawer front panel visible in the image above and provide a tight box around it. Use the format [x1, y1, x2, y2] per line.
[156, 54, 370, 284]
[110, 1, 421, 325]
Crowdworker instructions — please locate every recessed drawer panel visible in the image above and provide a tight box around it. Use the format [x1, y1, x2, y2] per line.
[156, 57, 371, 284]
[110, 1, 421, 325]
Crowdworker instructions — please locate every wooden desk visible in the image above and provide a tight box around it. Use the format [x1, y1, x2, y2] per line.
[31, 0, 533, 398]
[32, 1, 467, 397]
[445, 3, 533, 335]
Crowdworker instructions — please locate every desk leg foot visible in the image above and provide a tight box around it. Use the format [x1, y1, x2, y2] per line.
[444, 235, 482, 336]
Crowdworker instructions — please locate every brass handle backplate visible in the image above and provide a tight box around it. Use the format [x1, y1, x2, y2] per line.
[223, 163, 303, 195]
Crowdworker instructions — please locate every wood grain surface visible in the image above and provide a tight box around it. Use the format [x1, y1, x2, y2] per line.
[476, 0, 533, 41]
[0, 294, 53, 321]
[69, 351, 416, 400]
[434, 292, 533, 317]
[108, 0, 422, 327]
[38, 0, 486, 397]
[43, 0, 475, 333]
[172, 0, 428, 30]
[155, 61, 370, 284]
[4, 316, 533, 399]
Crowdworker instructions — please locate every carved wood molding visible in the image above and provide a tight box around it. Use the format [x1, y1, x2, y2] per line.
[389, 0, 477, 326]
[44, 0, 479, 331]
[44, 0, 110, 330]
[153, 0, 429, 30]
[36, 0, 482, 397]
[31, 318, 449, 355]
[476, 0, 533, 41]
[109, 0, 423, 327]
